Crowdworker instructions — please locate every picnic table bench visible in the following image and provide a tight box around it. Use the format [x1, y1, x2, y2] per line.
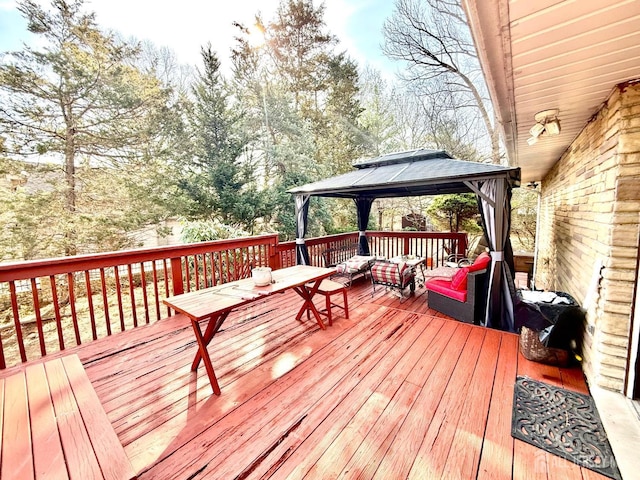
[1, 354, 136, 480]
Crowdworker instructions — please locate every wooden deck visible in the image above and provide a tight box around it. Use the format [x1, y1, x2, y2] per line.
[3, 278, 609, 479]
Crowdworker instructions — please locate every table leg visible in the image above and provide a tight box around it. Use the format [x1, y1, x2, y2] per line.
[293, 280, 327, 330]
[190, 310, 229, 396]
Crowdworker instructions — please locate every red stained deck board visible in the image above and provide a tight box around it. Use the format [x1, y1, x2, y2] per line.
[141, 307, 419, 480]
[61, 355, 136, 480]
[44, 358, 105, 480]
[2, 372, 34, 480]
[327, 319, 449, 479]
[305, 390, 394, 479]
[371, 323, 475, 479]
[441, 328, 504, 478]
[263, 313, 440, 480]
[25, 363, 67, 479]
[126, 302, 390, 475]
[477, 333, 519, 480]
[103, 298, 315, 424]
[335, 381, 423, 480]
[2, 279, 603, 480]
[250, 316, 448, 480]
[407, 327, 488, 479]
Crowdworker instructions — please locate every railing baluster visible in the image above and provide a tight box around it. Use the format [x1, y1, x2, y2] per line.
[202, 253, 209, 288]
[0, 329, 5, 369]
[163, 259, 172, 316]
[84, 271, 97, 341]
[30, 278, 46, 356]
[217, 251, 224, 284]
[140, 262, 149, 324]
[67, 272, 81, 345]
[232, 249, 238, 280]
[127, 264, 137, 328]
[114, 267, 125, 332]
[194, 254, 200, 290]
[100, 268, 112, 336]
[152, 261, 161, 321]
[225, 250, 231, 283]
[212, 252, 217, 283]
[50, 275, 64, 350]
[184, 256, 192, 293]
[9, 281, 27, 362]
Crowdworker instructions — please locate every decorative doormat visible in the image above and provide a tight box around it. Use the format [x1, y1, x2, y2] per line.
[511, 376, 621, 480]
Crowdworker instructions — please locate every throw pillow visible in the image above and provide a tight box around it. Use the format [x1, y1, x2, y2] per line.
[468, 252, 491, 272]
[451, 267, 469, 291]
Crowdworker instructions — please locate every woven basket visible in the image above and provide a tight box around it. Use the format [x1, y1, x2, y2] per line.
[519, 326, 569, 366]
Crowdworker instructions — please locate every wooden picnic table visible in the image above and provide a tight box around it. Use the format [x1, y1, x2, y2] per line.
[163, 265, 335, 395]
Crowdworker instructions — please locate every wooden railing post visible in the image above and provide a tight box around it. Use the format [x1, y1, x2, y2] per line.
[403, 237, 410, 255]
[457, 233, 468, 258]
[269, 237, 280, 270]
[170, 257, 184, 296]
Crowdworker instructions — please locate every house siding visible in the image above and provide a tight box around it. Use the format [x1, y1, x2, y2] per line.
[536, 81, 640, 392]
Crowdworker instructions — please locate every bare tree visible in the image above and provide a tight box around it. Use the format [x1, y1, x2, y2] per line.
[382, 0, 501, 164]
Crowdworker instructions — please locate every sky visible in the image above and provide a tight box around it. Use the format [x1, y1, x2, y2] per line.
[0, 0, 400, 76]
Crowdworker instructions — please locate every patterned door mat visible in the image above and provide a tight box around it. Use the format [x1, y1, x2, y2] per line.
[511, 376, 621, 480]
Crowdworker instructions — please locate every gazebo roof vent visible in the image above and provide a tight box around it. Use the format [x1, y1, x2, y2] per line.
[352, 148, 452, 169]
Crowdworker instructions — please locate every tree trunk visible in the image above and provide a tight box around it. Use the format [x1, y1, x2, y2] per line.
[64, 125, 77, 256]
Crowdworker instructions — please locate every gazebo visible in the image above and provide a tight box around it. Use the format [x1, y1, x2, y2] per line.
[289, 149, 521, 331]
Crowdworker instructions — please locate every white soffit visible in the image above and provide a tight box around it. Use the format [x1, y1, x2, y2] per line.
[464, 0, 640, 182]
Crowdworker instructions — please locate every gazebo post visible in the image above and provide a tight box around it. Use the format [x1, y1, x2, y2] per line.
[294, 194, 311, 265]
[354, 196, 375, 255]
[469, 177, 516, 331]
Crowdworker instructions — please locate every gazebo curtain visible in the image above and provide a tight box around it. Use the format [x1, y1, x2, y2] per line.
[294, 194, 311, 265]
[354, 197, 374, 255]
[469, 178, 516, 331]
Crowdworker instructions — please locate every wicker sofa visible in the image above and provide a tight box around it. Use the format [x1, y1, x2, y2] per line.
[425, 252, 491, 324]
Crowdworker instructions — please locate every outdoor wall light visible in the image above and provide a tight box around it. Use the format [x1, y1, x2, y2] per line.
[526, 109, 561, 146]
[545, 118, 561, 135]
[529, 122, 545, 138]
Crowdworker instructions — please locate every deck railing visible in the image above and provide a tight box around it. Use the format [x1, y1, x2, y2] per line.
[0, 230, 466, 369]
[276, 231, 467, 268]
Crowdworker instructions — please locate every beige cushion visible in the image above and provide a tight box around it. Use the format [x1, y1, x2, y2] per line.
[316, 279, 347, 293]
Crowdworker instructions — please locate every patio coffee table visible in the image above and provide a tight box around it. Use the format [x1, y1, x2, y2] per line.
[163, 265, 335, 395]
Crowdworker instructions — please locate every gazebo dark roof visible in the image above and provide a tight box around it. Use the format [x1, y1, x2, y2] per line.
[289, 149, 521, 198]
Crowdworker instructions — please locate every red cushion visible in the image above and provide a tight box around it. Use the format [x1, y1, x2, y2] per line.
[468, 252, 491, 272]
[425, 279, 467, 302]
[451, 267, 469, 291]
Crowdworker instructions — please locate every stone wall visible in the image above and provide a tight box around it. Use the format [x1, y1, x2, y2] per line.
[536, 81, 640, 391]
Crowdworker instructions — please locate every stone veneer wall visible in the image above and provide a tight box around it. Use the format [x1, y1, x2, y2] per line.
[536, 81, 640, 391]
